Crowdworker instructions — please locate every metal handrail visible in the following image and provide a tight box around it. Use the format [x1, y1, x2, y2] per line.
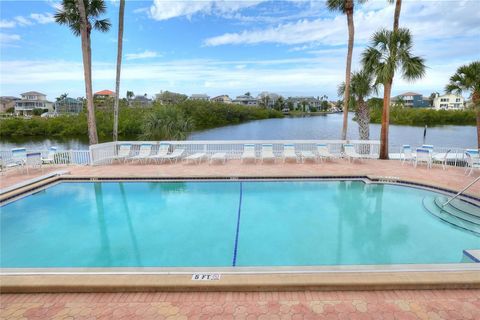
[442, 175, 480, 207]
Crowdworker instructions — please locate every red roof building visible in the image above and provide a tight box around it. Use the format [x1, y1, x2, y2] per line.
[94, 90, 115, 98]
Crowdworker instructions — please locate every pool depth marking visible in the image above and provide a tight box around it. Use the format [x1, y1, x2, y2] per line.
[232, 182, 243, 267]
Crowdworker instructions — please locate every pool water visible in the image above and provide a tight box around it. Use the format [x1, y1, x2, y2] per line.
[1, 181, 478, 268]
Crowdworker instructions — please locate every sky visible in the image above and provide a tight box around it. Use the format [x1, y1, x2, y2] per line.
[0, 0, 479, 101]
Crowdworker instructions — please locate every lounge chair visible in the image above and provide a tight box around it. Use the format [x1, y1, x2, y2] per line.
[129, 144, 153, 164]
[156, 148, 185, 164]
[283, 144, 299, 163]
[210, 152, 227, 164]
[148, 143, 170, 163]
[241, 144, 257, 163]
[0, 156, 21, 174]
[41, 147, 57, 165]
[432, 149, 451, 170]
[300, 149, 317, 163]
[25, 152, 43, 174]
[401, 145, 414, 165]
[414, 147, 432, 168]
[183, 152, 207, 164]
[343, 144, 363, 163]
[465, 149, 479, 175]
[114, 143, 132, 163]
[11, 148, 27, 166]
[261, 144, 276, 163]
[316, 144, 335, 162]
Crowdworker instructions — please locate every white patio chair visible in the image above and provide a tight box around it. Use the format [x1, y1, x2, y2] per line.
[343, 144, 363, 163]
[401, 145, 414, 166]
[115, 143, 132, 163]
[414, 147, 432, 168]
[42, 147, 57, 165]
[129, 144, 153, 164]
[183, 152, 207, 164]
[283, 144, 299, 163]
[148, 143, 170, 163]
[316, 144, 335, 162]
[209, 152, 227, 164]
[25, 152, 43, 174]
[300, 149, 317, 163]
[465, 149, 480, 176]
[241, 144, 257, 163]
[156, 148, 185, 164]
[261, 144, 276, 163]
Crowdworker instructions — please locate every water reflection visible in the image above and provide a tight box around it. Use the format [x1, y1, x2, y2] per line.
[119, 183, 143, 266]
[94, 183, 112, 265]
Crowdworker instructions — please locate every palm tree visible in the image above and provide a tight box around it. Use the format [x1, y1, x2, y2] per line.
[362, 28, 426, 159]
[55, 0, 111, 145]
[445, 61, 480, 148]
[141, 107, 193, 140]
[338, 70, 376, 140]
[113, 0, 125, 142]
[327, 0, 366, 140]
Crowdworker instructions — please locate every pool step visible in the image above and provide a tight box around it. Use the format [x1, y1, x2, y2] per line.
[422, 197, 480, 235]
[433, 197, 480, 225]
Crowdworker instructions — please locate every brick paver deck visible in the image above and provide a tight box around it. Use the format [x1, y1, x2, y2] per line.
[1, 290, 479, 319]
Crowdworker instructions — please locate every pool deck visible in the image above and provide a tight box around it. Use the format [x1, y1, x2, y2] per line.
[1, 289, 479, 319]
[1, 159, 479, 197]
[1, 160, 479, 317]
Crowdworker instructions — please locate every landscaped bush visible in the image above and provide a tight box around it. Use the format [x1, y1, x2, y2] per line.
[369, 107, 476, 126]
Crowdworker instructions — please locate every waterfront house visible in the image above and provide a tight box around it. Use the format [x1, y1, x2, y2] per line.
[286, 96, 321, 111]
[190, 94, 210, 101]
[391, 92, 430, 108]
[14, 91, 54, 115]
[210, 95, 232, 104]
[433, 93, 465, 110]
[0, 96, 20, 113]
[128, 95, 153, 107]
[232, 94, 258, 106]
[257, 91, 281, 108]
[93, 90, 115, 99]
[54, 97, 84, 114]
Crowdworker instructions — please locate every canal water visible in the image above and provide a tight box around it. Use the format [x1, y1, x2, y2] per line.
[0, 113, 476, 150]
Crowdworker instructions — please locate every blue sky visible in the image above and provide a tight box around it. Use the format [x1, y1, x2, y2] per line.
[1, 0, 479, 101]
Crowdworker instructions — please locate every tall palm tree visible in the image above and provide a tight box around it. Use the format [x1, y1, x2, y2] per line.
[445, 61, 480, 148]
[327, 0, 366, 140]
[338, 69, 376, 140]
[55, 0, 111, 145]
[113, 0, 125, 142]
[362, 28, 426, 159]
[388, 0, 402, 31]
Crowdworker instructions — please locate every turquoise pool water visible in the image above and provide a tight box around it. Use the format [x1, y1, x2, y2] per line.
[1, 180, 478, 268]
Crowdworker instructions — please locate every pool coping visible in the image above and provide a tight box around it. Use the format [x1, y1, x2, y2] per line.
[1, 174, 479, 292]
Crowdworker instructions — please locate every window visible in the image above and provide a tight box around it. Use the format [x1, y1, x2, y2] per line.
[456, 98, 461, 102]
[440, 98, 449, 102]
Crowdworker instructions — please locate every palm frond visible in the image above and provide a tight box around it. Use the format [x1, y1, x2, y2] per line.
[93, 19, 111, 32]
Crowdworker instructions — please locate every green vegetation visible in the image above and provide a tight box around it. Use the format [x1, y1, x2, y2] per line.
[369, 107, 476, 126]
[0, 101, 283, 140]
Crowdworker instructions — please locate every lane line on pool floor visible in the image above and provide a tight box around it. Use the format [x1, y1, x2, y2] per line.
[232, 182, 243, 267]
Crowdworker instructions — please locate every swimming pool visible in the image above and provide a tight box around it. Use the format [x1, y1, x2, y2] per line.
[1, 180, 478, 269]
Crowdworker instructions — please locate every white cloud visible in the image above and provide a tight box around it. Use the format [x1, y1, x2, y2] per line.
[125, 50, 160, 60]
[14, 16, 33, 27]
[0, 33, 21, 44]
[204, 0, 480, 46]
[147, 0, 265, 21]
[29, 13, 55, 24]
[0, 20, 16, 28]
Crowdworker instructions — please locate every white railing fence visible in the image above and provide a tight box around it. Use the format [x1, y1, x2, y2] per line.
[89, 140, 380, 165]
[0, 149, 91, 165]
[0, 141, 475, 168]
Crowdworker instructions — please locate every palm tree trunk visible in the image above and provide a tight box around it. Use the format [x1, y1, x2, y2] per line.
[357, 97, 370, 140]
[76, 0, 98, 145]
[113, 0, 125, 142]
[342, 2, 354, 141]
[393, 0, 402, 31]
[474, 90, 480, 149]
[380, 81, 392, 159]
